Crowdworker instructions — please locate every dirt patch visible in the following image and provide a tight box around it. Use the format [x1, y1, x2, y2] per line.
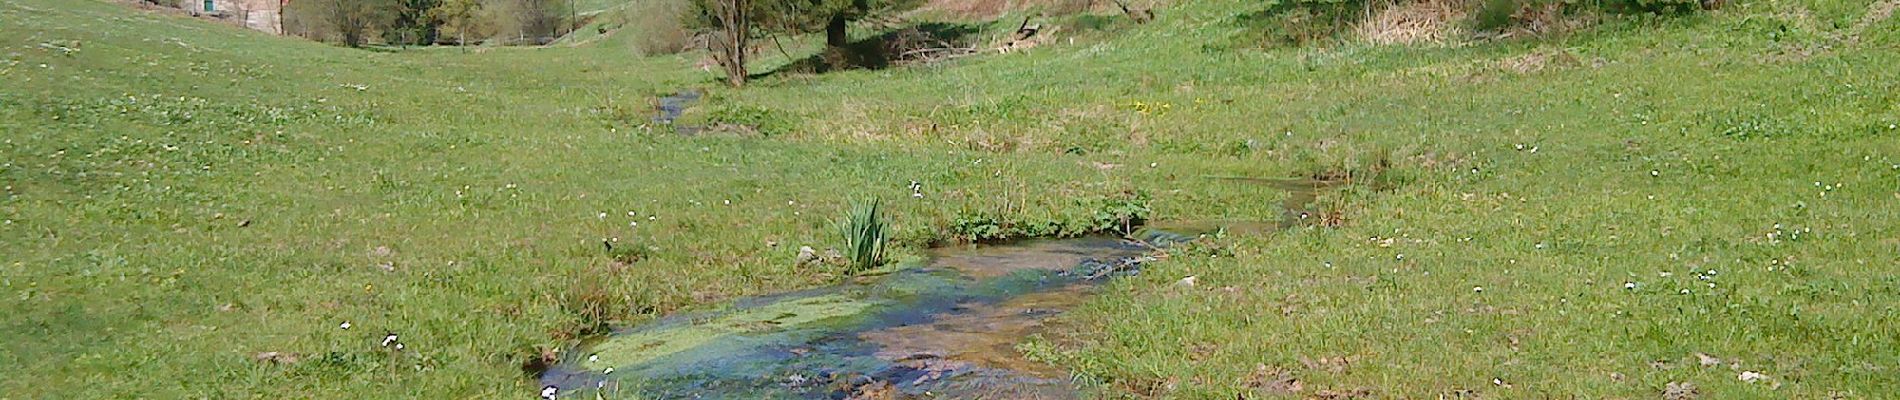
[1312, 387, 1374, 399]
[1242, 364, 1304, 394]
[1663, 381, 1698, 400]
[1356, 0, 1470, 45]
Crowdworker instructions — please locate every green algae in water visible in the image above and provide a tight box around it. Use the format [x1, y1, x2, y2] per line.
[542, 236, 1162, 399]
[579, 293, 881, 370]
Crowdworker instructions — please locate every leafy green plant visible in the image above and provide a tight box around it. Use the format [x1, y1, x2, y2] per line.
[837, 199, 888, 274]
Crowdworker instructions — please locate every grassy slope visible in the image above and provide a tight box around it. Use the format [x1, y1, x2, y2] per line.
[2, 0, 1896, 398]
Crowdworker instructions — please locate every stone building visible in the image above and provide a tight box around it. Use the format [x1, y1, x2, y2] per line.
[192, 0, 282, 34]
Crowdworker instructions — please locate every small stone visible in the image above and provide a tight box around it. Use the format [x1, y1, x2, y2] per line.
[795, 246, 818, 265]
[1738, 371, 1768, 383]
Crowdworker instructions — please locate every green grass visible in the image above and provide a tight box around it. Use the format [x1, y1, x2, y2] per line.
[3, 0, 1897, 398]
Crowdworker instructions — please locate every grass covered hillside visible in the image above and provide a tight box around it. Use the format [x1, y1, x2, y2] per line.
[2, 0, 1897, 398]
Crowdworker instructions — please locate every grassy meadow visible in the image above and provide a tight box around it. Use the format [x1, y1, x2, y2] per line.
[2, 0, 1897, 398]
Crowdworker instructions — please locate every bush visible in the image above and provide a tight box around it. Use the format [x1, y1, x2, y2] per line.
[1471, 0, 1521, 31]
[1469, 0, 1701, 34]
[1234, 0, 1374, 46]
[626, 0, 693, 55]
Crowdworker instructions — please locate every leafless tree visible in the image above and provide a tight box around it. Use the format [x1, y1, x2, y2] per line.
[706, 0, 751, 87]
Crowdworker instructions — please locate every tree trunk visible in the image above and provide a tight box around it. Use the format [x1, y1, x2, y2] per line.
[712, 0, 749, 87]
[825, 15, 848, 48]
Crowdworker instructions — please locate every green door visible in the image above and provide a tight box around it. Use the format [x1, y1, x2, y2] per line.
[204, 0, 214, 12]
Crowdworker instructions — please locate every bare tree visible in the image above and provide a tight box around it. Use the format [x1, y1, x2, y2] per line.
[485, 0, 567, 44]
[285, 0, 394, 47]
[706, 0, 750, 87]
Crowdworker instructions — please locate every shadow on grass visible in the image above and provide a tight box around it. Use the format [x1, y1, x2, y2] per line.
[751, 22, 984, 79]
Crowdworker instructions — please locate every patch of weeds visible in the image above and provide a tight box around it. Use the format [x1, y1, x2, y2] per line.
[554, 264, 657, 338]
[705, 103, 799, 136]
[604, 241, 649, 265]
[949, 212, 1009, 242]
[1089, 191, 1152, 234]
[946, 191, 1152, 242]
[1297, 145, 1406, 189]
[837, 199, 889, 274]
[1701, 110, 1795, 139]
[588, 95, 647, 130]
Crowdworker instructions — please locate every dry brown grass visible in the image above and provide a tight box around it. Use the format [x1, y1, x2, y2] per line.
[627, 0, 692, 55]
[1355, 0, 1470, 45]
[1845, 0, 1899, 43]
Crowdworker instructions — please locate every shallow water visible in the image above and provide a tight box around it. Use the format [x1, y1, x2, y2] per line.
[539, 235, 1162, 399]
[538, 179, 1337, 399]
[652, 90, 702, 135]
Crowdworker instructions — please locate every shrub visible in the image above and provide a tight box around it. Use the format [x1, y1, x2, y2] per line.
[1234, 0, 1374, 46]
[1469, 0, 1700, 34]
[627, 0, 693, 55]
[1471, 0, 1520, 31]
[837, 199, 888, 274]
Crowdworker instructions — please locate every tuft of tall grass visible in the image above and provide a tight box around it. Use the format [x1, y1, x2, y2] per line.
[837, 199, 888, 274]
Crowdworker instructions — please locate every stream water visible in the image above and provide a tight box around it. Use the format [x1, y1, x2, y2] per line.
[538, 179, 1334, 399]
[653, 90, 702, 135]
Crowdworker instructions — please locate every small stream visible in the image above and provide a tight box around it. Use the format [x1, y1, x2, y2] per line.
[652, 90, 702, 135]
[539, 234, 1164, 399]
[538, 180, 1333, 399]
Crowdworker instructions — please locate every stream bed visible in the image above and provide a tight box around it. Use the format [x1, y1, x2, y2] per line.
[539, 232, 1177, 399]
[539, 179, 1333, 399]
